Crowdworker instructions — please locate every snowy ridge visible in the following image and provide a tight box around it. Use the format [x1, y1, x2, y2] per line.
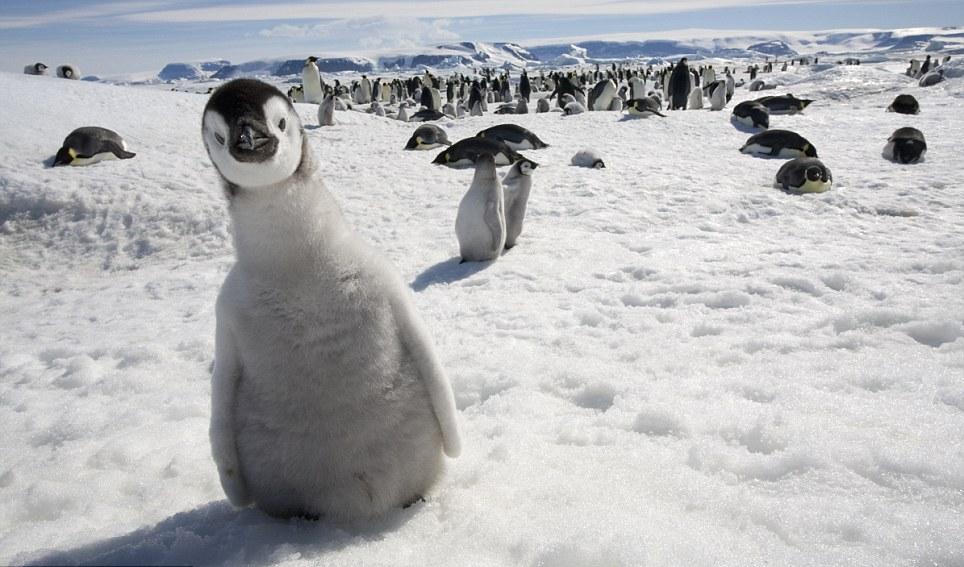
[2, 52, 964, 566]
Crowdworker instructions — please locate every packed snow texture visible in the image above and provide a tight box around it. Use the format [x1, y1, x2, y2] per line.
[2, 55, 964, 567]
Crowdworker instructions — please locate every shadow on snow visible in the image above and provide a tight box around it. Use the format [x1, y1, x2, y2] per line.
[411, 256, 494, 291]
[20, 499, 417, 567]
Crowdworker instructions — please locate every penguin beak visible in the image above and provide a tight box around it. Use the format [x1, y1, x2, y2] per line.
[231, 121, 277, 162]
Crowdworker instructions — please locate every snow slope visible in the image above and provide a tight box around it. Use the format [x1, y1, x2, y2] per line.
[1, 60, 963, 566]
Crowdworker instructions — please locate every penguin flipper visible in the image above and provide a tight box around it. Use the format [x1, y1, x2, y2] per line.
[104, 141, 136, 160]
[389, 293, 462, 458]
[210, 314, 252, 506]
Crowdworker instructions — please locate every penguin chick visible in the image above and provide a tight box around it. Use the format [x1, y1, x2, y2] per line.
[502, 159, 538, 249]
[571, 149, 605, 169]
[201, 78, 461, 521]
[456, 154, 506, 262]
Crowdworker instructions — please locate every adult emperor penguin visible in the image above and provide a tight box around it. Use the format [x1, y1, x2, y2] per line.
[708, 80, 727, 111]
[731, 100, 769, 129]
[56, 65, 80, 79]
[53, 127, 136, 166]
[405, 124, 452, 150]
[318, 93, 335, 126]
[589, 79, 617, 111]
[754, 94, 813, 115]
[302, 56, 324, 104]
[476, 124, 549, 150]
[24, 62, 48, 75]
[918, 70, 945, 87]
[625, 97, 665, 117]
[668, 58, 691, 110]
[883, 127, 926, 164]
[740, 129, 817, 158]
[359, 75, 373, 104]
[520, 71, 532, 102]
[201, 78, 461, 521]
[774, 157, 833, 193]
[502, 159, 537, 249]
[433, 137, 532, 168]
[887, 94, 920, 115]
[456, 155, 506, 263]
[629, 76, 646, 99]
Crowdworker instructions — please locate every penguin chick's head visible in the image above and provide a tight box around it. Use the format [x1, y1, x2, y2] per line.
[593, 159, 606, 169]
[202, 79, 304, 189]
[519, 159, 539, 175]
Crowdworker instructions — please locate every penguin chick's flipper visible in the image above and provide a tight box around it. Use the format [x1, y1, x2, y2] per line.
[388, 293, 462, 458]
[104, 141, 136, 160]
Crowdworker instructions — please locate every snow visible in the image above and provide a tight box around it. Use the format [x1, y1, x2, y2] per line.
[2, 49, 964, 567]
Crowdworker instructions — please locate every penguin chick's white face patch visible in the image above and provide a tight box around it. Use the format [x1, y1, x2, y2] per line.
[203, 97, 303, 189]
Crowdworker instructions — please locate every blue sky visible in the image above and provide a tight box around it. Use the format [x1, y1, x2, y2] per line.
[1, 0, 960, 75]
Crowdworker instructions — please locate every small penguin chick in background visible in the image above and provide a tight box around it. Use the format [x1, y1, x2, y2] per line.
[571, 149, 605, 169]
[502, 159, 538, 249]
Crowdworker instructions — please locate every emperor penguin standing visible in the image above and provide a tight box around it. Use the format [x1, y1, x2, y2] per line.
[302, 57, 324, 104]
[359, 75, 373, 104]
[455, 154, 506, 262]
[501, 159, 537, 249]
[201, 79, 461, 521]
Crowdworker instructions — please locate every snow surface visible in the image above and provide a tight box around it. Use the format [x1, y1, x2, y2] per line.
[2, 56, 964, 567]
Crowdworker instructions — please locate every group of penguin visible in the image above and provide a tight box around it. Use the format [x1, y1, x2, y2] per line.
[42, 54, 934, 250]
[404, 123, 548, 262]
[733, 89, 927, 193]
[294, 56, 751, 127]
[23, 62, 82, 80]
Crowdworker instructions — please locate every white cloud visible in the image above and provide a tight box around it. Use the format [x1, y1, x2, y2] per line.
[122, 0, 842, 23]
[0, 1, 173, 30]
[259, 23, 330, 39]
[258, 17, 459, 50]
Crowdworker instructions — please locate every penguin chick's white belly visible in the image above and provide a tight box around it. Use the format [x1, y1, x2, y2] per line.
[226, 271, 444, 520]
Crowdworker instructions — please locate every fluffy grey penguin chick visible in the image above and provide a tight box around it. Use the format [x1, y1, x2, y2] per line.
[571, 149, 606, 169]
[456, 154, 506, 262]
[201, 78, 461, 522]
[318, 93, 335, 126]
[502, 159, 537, 249]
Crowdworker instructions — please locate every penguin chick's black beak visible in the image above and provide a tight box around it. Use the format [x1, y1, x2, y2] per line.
[232, 121, 277, 162]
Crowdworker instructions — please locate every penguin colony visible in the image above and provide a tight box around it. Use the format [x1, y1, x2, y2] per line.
[31, 51, 946, 521]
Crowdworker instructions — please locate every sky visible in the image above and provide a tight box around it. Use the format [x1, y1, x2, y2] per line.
[1, 0, 961, 76]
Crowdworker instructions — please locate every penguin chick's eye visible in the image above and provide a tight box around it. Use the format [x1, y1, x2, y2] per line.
[214, 132, 225, 146]
[278, 118, 286, 132]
